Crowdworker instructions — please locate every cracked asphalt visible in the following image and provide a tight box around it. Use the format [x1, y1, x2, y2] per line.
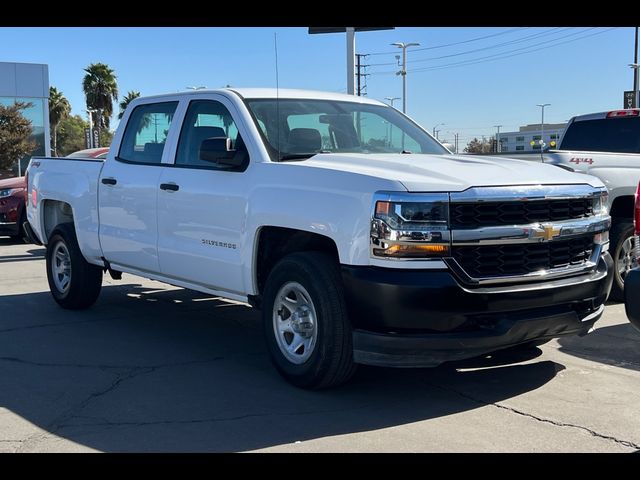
[1, 237, 639, 452]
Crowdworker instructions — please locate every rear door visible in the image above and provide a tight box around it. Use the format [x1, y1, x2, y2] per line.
[156, 96, 251, 295]
[98, 100, 179, 273]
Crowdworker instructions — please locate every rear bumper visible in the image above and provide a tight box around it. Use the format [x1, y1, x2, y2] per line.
[624, 267, 640, 331]
[342, 252, 613, 367]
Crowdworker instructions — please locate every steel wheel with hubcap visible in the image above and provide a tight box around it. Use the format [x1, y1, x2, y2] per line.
[273, 281, 318, 364]
[46, 223, 103, 310]
[263, 252, 357, 389]
[51, 241, 72, 294]
[610, 222, 636, 301]
[617, 235, 637, 282]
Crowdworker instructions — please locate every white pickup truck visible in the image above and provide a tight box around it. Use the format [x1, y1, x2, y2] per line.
[25, 89, 613, 388]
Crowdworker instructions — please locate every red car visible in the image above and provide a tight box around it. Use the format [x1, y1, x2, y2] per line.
[0, 175, 27, 240]
[66, 147, 110, 160]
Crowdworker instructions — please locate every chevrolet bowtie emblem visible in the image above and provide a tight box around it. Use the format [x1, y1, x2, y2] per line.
[532, 224, 562, 241]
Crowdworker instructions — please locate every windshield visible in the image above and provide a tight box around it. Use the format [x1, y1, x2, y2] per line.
[245, 98, 448, 160]
[560, 117, 640, 153]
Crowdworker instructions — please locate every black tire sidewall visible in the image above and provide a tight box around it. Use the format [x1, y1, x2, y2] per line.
[45, 223, 102, 309]
[262, 253, 349, 388]
[611, 222, 635, 300]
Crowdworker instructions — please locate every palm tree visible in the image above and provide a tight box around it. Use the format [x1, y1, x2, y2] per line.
[48, 87, 71, 157]
[118, 90, 140, 120]
[82, 63, 118, 140]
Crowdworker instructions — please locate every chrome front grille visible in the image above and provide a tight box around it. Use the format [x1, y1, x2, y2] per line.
[448, 185, 610, 285]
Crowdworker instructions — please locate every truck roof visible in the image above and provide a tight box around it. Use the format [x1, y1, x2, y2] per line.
[572, 108, 640, 122]
[136, 88, 386, 106]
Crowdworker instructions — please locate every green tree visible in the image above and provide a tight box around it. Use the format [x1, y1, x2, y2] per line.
[464, 136, 494, 154]
[0, 102, 36, 172]
[118, 90, 140, 119]
[82, 63, 119, 143]
[56, 114, 89, 157]
[48, 86, 71, 157]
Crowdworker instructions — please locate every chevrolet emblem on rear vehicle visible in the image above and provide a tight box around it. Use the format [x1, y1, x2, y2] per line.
[531, 224, 562, 242]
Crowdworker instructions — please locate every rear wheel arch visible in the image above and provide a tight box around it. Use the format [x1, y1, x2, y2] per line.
[42, 199, 75, 243]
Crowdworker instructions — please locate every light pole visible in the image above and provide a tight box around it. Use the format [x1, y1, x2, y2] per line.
[384, 97, 400, 147]
[633, 27, 639, 108]
[432, 122, 445, 138]
[629, 63, 640, 108]
[391, 42, 420, 114]
[85, 109, 97, 148]
[384, 96, 400, 108]
[494, 125, 502, 153]
[536, 103, 550, 160]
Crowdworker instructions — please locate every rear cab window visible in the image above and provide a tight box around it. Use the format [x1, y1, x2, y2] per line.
[118, 101, 179, 164]
[561, 117, 640, 153]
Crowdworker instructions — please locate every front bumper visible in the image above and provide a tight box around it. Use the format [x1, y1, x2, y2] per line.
[342, 252, 613, 367]
[0, 195, 23, 236]
[624, 267, 640, 332]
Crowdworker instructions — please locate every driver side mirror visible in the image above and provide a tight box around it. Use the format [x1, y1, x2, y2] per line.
[199, 137, 245, 167]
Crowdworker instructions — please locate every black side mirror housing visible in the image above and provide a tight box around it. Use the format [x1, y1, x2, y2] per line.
[199, 137, 243, 167]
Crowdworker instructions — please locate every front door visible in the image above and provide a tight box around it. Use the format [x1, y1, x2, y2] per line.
[156, 98, 250, 295]
[98, 100, 179, 273]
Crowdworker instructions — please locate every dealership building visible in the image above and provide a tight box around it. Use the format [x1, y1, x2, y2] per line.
[0, 61, 50, 176]
[498, 122, 567, 153]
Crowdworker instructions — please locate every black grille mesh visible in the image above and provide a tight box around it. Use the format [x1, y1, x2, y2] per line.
[451, 199, 594, 229]
[452, 236, 594, 278]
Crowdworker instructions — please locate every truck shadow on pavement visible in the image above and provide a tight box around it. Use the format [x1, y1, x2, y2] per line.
[0, 283, 562, 452]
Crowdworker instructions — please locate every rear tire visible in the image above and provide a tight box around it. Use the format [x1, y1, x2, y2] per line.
[610, 221, 636, 302]
[46, 223, 103, 309]
[10, 210, 27, 244]
[262, 252, 357, 389]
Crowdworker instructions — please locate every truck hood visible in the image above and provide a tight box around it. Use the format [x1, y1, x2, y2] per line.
[301, 153, 605, 192]
[0, 176, 26, 190]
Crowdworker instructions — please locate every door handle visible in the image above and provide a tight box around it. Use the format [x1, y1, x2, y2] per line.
[101, 177, 117, 185]
[160, 183, 180, 192]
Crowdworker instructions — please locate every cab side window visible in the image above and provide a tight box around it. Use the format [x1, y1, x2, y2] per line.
[175, 100, 248, 170]
[118, 101, 178, 164]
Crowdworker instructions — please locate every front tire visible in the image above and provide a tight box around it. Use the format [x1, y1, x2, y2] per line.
[610, 221, 636, 302]
[262, 252, 357, 389]
[46, 223, 103, 309]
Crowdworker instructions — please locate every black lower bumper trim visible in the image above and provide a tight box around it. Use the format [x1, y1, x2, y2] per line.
[353, 304, 603, 367]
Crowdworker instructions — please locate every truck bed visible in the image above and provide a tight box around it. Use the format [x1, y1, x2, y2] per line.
[27, 156, 105, 264]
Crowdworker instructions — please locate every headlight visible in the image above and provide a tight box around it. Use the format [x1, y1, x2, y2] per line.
[593, 190, 609, 215]
[0, 188, 21, 198]
[371, 193, 450, 259]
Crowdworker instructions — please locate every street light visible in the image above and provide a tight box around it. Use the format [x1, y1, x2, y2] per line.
[536, 103, 550, 160]
[493, 125, 503, 153]
[391, 42, 420, 114]
[629, 63, 640, 108]
[432, 122, 445, 138]
[85, 109, 97, 148]
[186, 86, 207, 90]
[384, 96, 400, 108]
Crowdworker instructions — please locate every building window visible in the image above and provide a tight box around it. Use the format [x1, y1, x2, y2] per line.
[532, 144, 541, 150]
[550, 134, 559, 139]
[516, 136, 525, 142]
[516, 145, 524, 151]
[532, 135, 541, 141]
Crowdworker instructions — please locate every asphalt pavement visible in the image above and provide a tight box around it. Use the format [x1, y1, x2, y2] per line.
[0, 236, 638, 452]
